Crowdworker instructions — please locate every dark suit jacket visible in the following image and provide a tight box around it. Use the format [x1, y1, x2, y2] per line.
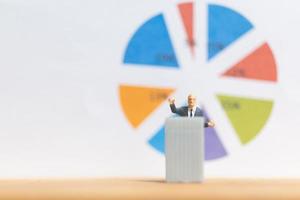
[170, 104, 209, 127]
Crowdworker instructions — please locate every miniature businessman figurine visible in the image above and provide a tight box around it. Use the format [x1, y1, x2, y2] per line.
[168, 94, 215, 128]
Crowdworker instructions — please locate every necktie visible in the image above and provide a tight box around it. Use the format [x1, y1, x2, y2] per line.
[190, 109, 193, 117]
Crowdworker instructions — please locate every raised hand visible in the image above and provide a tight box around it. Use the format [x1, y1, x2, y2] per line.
[168, 98, 175, 105]
[207, 120, 215, 127]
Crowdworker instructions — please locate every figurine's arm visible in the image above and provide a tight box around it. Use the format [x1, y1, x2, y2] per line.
[204, 121, 209, 128]
[200, 110, 215, 128]
[170, 103, 184, 116]
[168, 98, 185, 116]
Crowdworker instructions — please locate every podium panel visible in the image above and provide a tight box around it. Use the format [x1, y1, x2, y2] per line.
[165, 117, 204, 183]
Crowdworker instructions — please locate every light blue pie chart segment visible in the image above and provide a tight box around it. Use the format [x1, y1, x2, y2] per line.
[208, 4, 254, 60]
[123, 14, 179, 68]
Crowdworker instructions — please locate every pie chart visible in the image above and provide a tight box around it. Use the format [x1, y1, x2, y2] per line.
[119, 2, 277, 160]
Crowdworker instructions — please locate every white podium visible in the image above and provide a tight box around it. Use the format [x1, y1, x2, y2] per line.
[165, 117, 204, 183]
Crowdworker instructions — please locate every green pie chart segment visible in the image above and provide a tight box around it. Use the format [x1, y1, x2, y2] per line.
[217, 95, 273, 144]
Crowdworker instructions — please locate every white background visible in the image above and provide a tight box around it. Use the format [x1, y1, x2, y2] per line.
[0, 0, 300, 178]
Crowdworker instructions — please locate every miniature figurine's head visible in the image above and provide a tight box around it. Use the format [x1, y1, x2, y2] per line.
[187, 94, 196, 108]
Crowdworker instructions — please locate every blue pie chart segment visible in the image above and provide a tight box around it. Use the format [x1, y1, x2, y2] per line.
[124, 14, 179, 68]
[208, 4, 254, 60]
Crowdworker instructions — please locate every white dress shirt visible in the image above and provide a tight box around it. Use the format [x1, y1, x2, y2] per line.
[188, 106, 197, 117]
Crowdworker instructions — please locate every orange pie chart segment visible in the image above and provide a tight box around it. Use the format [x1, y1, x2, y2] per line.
[119, 85, 175, 128]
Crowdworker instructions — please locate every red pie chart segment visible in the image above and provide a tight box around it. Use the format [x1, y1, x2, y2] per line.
[222, 43, 277, 82]
[178, 2, 194, 54]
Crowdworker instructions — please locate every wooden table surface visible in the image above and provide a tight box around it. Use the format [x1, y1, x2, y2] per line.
[0, 178, 300, 200]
